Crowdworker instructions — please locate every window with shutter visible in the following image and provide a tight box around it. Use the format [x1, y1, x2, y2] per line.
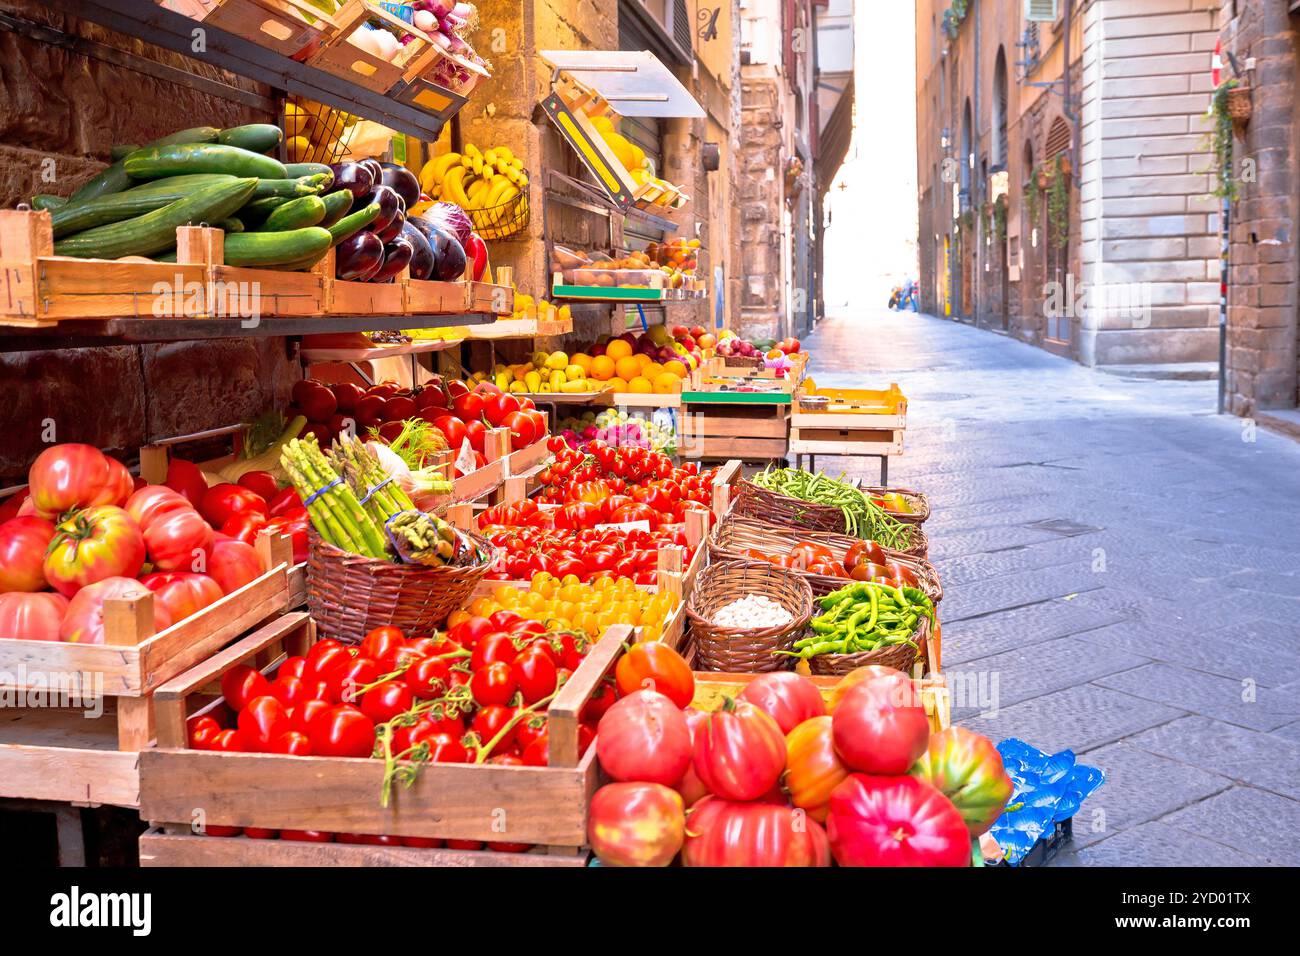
[1025, 0, 1058, 23]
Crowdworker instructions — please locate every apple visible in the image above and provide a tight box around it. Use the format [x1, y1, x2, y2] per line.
[671, 325, 690, 341]
[680, 334, 696, 351]
[689, 325, 707, 339]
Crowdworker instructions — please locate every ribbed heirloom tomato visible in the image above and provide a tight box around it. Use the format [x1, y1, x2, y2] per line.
[614, 641, 694, 708]
[59, 576, 172, 644]
[207, 536, 264, 595]
[140, 571, 223, 621]
[782, 716, 849, 823]
[831, 673, 931, 775]
[0, 591, 68, 641]
[736, 671, 826, 734]
[43, 506, 146, 597]
[681, 797, 831, 867]
[595, 690, 692, 786]
[911, 727, 1014, 837]
[143, 507, 215, 571]
[27, 444, 117, 518]
[826, 773, 970, 867]
[588, 782, 685, 867]
[692, 697, 787, 801]
[0, 516, 56, 592]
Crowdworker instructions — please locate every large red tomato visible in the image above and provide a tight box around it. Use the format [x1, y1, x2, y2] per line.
[681, 797, 831, 867]
[143, 507, 214, 571]
[828, 664, 907, 713]
[595, 690, 692, 786]
[500, 411, 537, 450]
[783, 715, 849, 823]
[831, 673, 930, 775]
[43, 506, 146, 597]
[0, 591, 69, 641]
[737, 671, 826, 734]
[307, 704, 376, 758]
[164, 458, 209, 508]
[27, 444, 115, 518]
[911, 727, 1014, 837]
[692, 698, 786, 801]
[59, 576, 173, 644]
[614, 641, 695, 708]
[93, 456, 134, 508]
[674, 708, 710, 807]
[825, 773, 970, 867]
[139, 572, 224, 621]
[125, 485, 191, 532]
[588, 782, 685, 867]
[200, 484, 268, 528]
[207, 535, 265, 594]
[0, 516, 57, 592]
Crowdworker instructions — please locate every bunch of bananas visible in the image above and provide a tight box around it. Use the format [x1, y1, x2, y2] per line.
[419, 144, 529, 239]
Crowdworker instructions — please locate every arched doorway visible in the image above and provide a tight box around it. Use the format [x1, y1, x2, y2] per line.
[1043, 116, 1073, 350]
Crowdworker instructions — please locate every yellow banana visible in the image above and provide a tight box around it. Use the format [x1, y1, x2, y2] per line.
[442, 165, 473, 207]
[422, 151, 462, 192]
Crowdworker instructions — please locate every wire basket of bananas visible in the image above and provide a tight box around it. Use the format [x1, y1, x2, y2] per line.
[285, 97, 359, 164]
[419, 143, 530, 240]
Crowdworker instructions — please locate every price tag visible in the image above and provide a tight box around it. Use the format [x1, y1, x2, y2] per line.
[595, 520, 651, 533]
[455, 439, 476, 476]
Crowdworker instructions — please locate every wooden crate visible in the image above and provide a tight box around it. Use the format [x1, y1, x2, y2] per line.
[138, 615, 631, 862]
[306, 0, 430, 93]
[788, 426, 904, 457]
[0, 533, 293, 808]
[406, 277, 469, 314]
[682, 406, 790, 460]
[177, 224, 326, 318]
[0, 210, 209, 326]
[792, 383, 907, 431]
[200, 0, 331, 59]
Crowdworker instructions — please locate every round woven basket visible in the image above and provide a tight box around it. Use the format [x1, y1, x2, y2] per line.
[1226, 84, 1252, 123]
[807, 615, 931, 677]
[687, 561, 813, 673]
[707, 514, 942, 604]
[732, 479, 928, 558]
[306, 530, 497, 644]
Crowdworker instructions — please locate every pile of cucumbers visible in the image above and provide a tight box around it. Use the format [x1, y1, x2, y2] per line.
[31, 124, 381, 271]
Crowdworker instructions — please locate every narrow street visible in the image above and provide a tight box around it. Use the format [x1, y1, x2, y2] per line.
[801, 308, 1300, 866]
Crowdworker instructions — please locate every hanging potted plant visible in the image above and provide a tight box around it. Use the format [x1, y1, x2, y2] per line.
[1211, 79, 1240, 201]
[1047, 155, 1070, 251]
[1225, 77, 1252, 127]
[1035, 164, 1050, 191]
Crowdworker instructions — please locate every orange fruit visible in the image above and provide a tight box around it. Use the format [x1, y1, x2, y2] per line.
[590, 355, 616, 380]
[653, 372, 681, 393]
[571, 353, 594, 373]
[608, 376, 629, 391]
[615, 355, 642, 381]
[633, 353, 653, 370]
[605, 338, 633, 360]
[664, 359, 688, 379]
[628, 376, 654, 393]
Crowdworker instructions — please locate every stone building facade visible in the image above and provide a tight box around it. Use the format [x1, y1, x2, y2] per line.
[916, 0, 1221, 368]
[1216, 0, 1300, 415]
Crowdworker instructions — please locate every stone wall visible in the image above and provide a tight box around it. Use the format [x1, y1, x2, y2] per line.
[0, 1, 297, 482]
[1218, 0, 1299, 413]
[1077, 0, 1220, 367]
[736, 72, 786, 341]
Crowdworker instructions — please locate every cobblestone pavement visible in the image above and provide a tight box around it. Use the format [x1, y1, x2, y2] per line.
[797, 308, 1300, 865]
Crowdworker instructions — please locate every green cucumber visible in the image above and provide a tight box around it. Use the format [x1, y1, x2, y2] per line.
[222, 226, 332, 267]
[262, 249, 332, 271]
[151, 127, 221, 147]
[124, 143, 286, 181]
[283, 162, 333, 181]
[318, 189, 353, 227]
[217, 124, 283, 154]
[110, 144, 139, 161]
[240, 195, 293, 221]
[252, 178, 316, 200]
[31, 195, 67, 211]
[156, 250, 177, 263]
[327, 202, 381, 246]
[51, 186, 209, 238]
[215, 217, 244, 233]
[53, 178, 258, 259]
[69, 160, 133, 203]
[259, 195, 327, 232]
[125, 174, 237, 194]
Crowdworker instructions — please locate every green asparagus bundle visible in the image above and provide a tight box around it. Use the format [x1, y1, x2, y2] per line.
[328, 436, 416, 530]
[280, 436, 387, 558]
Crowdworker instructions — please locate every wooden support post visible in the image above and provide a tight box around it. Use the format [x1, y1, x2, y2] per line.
[445, 503, 473, 530]
[53, 805, 87, 868]
[483, 427, 511, 464]
[684, 508, 710, 550]
[138, 444, 169, 485]
[116, 696, 154, 752]
[103, 593, 156, 647]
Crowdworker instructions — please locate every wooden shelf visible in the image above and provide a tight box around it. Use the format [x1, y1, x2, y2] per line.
[300, 338, 465, 363]
[465, 316, 574, 339]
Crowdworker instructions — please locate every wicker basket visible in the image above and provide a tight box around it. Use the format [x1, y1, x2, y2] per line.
[861, 486, 931, 525]
[807, 614, 931, 677]
[708, 514, 942, 604]
[731, 480, 929, 558]
[1226, 83, 1252, 124]
[306, 530, 497, 644]
[687, 561, 813, 673]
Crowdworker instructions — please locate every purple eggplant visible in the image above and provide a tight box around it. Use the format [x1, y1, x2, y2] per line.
[358, 158, 385, 191]
[371, 237, 413, 283]
[359, 184, 402, 233]
[335, 230, 384, 281]
[327, 162, 373, 198]
[401, 221, 435, 280]
[379, 162, 422, 209]
[423, 222, 466, 281]
[375, 210, 406, 244]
